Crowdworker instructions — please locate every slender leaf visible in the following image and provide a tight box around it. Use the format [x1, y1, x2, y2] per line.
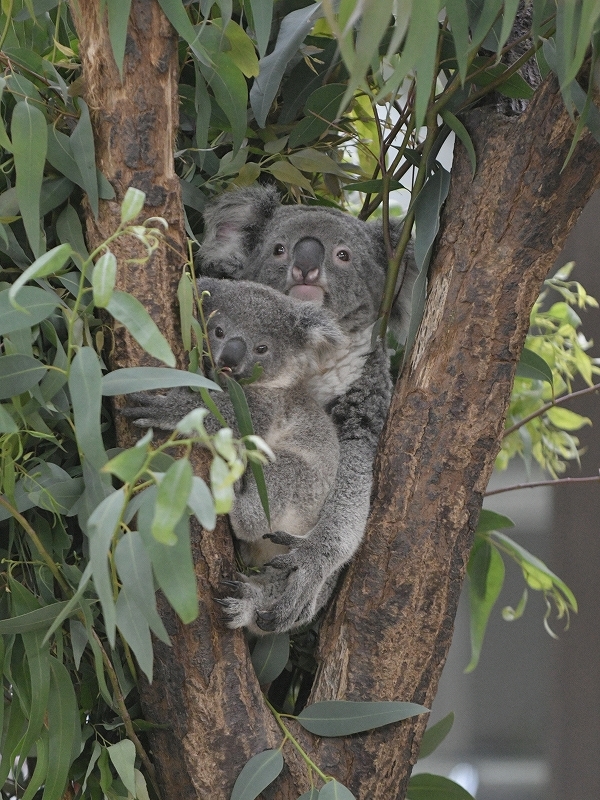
[20, 732, 49, 800]
[187, 475, 217, 530]
[296, 700, 429, 736]
[152, 459, 193, 544]
[106, 290, 176, 366]
[69, 346, 108, 471]
[413, 166, 451, 270]
[418, 712, 455, 759]
[56, 203, 90, 261]
[12, 100, 47, 258]
[476, 509, 514, 533]
[516, 347, 554, 386]
[107, 740, 136, 796]
[107, 0, 133, 79]
[288, 84, 347, 148]
[466, 538, 505, 672]
[70, 99, 99, 218]
[9, 244, 73, 304]
[102, 365, 220, 395]
[121, 186, 146, 223]
[0, 601, 70, 634]
[115, 588, 154, 680]
[0, 354, 47, 399]
[43, 657, 81, 800]
[251, 632, 290, 684]
[157, 0, 212, 64]
[92, 251, 117, 308]
[248, 0, 273, 58]
[230, 749, 284, 800]
[200, 50, 248, 154]
[0, 287, 60, 335]
[440, 110, 476, 177]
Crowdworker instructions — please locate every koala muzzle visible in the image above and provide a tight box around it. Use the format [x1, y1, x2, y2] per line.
[291, 237, 324, 284]
[218, 337, 247, 369]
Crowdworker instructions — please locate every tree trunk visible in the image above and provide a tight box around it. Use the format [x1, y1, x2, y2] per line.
[270, 76, 600, 799]
[73, 6, 600, 796]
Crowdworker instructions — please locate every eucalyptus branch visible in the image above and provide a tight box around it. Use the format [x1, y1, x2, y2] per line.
[0, 495, 70, 594]
[265, 699, 329, 784]
[485, 474, 600, 497]
[503, 381, 600, 438]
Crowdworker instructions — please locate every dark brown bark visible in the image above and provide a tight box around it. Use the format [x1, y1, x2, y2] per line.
[268, 76, 600, 799]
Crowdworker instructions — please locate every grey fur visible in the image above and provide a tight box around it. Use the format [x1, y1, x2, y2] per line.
[125, 277, 346, 635]
[196, 186, 416, 632]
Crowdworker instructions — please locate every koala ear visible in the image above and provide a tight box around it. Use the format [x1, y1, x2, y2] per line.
[197, 186, 280, 279]
[367, 218, 418, 344]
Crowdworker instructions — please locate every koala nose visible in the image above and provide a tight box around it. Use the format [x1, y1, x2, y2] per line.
[218, 337, 247, 369]
[291, 237, 324, 284]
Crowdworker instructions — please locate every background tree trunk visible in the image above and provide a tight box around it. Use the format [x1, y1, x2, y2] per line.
[72, 7, 600, 796]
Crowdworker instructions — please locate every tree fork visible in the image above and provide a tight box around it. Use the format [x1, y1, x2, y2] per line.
[69, 3, 281, 798]
[269, 76, 600, 799]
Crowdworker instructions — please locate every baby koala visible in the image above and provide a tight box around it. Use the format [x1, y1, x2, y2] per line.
[127, 277, 345, 632]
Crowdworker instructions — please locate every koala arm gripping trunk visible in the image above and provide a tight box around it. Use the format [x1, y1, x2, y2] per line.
[252, 345, 392, 633]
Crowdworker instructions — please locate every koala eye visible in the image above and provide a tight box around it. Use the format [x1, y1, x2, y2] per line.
[255, 344, 268, 355]
[273, 243, 286, 256]
[214, 326, 225, 339]
[336, 248, 351, 262]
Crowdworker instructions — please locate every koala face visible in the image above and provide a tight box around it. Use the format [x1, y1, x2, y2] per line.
[198, 187, 416, 340]
[198, 277, 346, 389]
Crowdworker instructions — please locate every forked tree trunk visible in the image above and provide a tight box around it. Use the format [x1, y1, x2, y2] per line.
[71, 5, 600, 797]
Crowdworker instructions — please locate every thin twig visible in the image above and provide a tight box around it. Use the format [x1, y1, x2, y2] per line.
[485, 474, 600, 496]
[504, 381, 600, 438]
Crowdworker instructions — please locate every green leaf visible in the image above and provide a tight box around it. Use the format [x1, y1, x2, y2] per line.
[225, 375, 270, 523]
[20, 732, 49, 800]
[107, 0, 133, 79]
[152, 459, 193, 544]
[157, 0, 211, 64]
[248, 0, 273, 58]
[288, 84, 347, 148]
[465, 538, 505, 672]
[475, 508, 514, 534]
[187, 475, 217, 531]
[545, 406, 591, 431]
[87, 488, 127, 645]
[43, 657, 81, 800]
[516, 347, 554, 386]
[0, 287, 60, 335]
[69, 347, 108, 471]
[0, 403, 18, 433]
[103, 441, 149, 483]
[440, 109, 476, 177]
[319, 781, 356, 800]
[102, 365, 220, 395]
[107, 740, 136, 796]
[92, 251, 117, 308]
[222, 20, 260, 78]
[0, 354, 47, 399]
[250, 3, 323, 128]
[251, 632, 290, 684]
[115, 588, 154, 680]
[70, 99, 99, 218]
[266, 159, 313, 191]
[200, 50, 248, 154]
[9, 244, 73, 304]
[288, 148, 349, 177]
[0, 601, 70, 634]
[230, 749, 284, 800]
[178, 272, 194, 352]
[138, 491, 199, 623]
[56, 203, 90, 261]
[418, 712, 455, 759]
[114, 531, 170, 644]
[12, 100, 47, 258]
[296, 700, 429, 736]
[414, 166, 451, 270]
[120, 186, 145, 223]
[297, 790, 320, 800]
[344, 179, 403, 193]
[407, 773, 476, 799]
[106, 290, 176, 366]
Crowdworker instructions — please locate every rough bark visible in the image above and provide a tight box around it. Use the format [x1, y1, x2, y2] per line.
[269, 76, 600, 799]
[70, 3, 280, 798]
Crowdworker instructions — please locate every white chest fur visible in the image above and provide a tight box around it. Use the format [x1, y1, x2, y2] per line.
[309, 325, 374, 406]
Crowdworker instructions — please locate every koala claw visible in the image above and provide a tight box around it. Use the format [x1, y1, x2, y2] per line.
[255, 610, 278, 631]
[220, 578, 243, 590]
[213, 597, 230, 607]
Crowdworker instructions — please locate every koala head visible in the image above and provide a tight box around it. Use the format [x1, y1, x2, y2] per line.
[198, 277, 346, 389]
[198, 186, 417, 341]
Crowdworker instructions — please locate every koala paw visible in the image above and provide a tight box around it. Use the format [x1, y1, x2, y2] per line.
[121, 389, 189, 431]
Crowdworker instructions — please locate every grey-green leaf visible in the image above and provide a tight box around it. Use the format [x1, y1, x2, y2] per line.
[106, 291, 176, 366]
[319, 781, 356, 800]
[70, 99, 99, 218]
[12, 100, 47, 258]
[251, 632, 289, 684]
[102, 366, 219, 395]
[418, 712, 455, 760]
[43, 657, 81, 800]
[107, 740, 136, 796]
[69, 347, 107, 471]
[0, 287, 60, 335]
[0, 354, 47, 399]
[230, 749, 284, 800]
[296, 701, 429, 737]
[152, 459, 193, 544]
[466, 538, 505, 673]
[107, 0, 133, 79]
[407, 773, 476, 800]
[475, 509, 514, 534]
[187, 475, 217, 531]
[0, 602, 70, 634]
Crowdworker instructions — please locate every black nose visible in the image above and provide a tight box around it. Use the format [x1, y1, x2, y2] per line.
[292, 237, 325, 280]
[218, 337, 247, 368]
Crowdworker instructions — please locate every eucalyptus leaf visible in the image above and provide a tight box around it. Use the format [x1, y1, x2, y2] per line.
[319, 781, 356, 800]
[296, 700, 429, 736]
[107, 0, 134, 79]
[0, 287, 60, 335]
[475, 509, 514, 534]
[44, 657, 81, 800]
[115, 588, 154, 680]
[0, 354, 47, 399]
[69, 347, 107, 471]
[9, 244, 73, 304]
[106, 290, 176, 367]
[230, 749, 284, 800]
[407, 773, 476, 800]
[152, 459, 193, 545]
[418, 712, 455, 759]
[251, 632, 289, 684]
[70, 99, 99, 218]
[12, 100, 47, 258]
[516, 347, 554, 386]
[466, 538, 505, 672]
[102, 366, 220, 395]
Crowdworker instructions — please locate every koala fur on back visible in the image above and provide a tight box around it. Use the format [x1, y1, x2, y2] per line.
[198, 277, 344, 578]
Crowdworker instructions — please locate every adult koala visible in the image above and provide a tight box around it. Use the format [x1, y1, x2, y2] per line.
[197, 185, 417, 633]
